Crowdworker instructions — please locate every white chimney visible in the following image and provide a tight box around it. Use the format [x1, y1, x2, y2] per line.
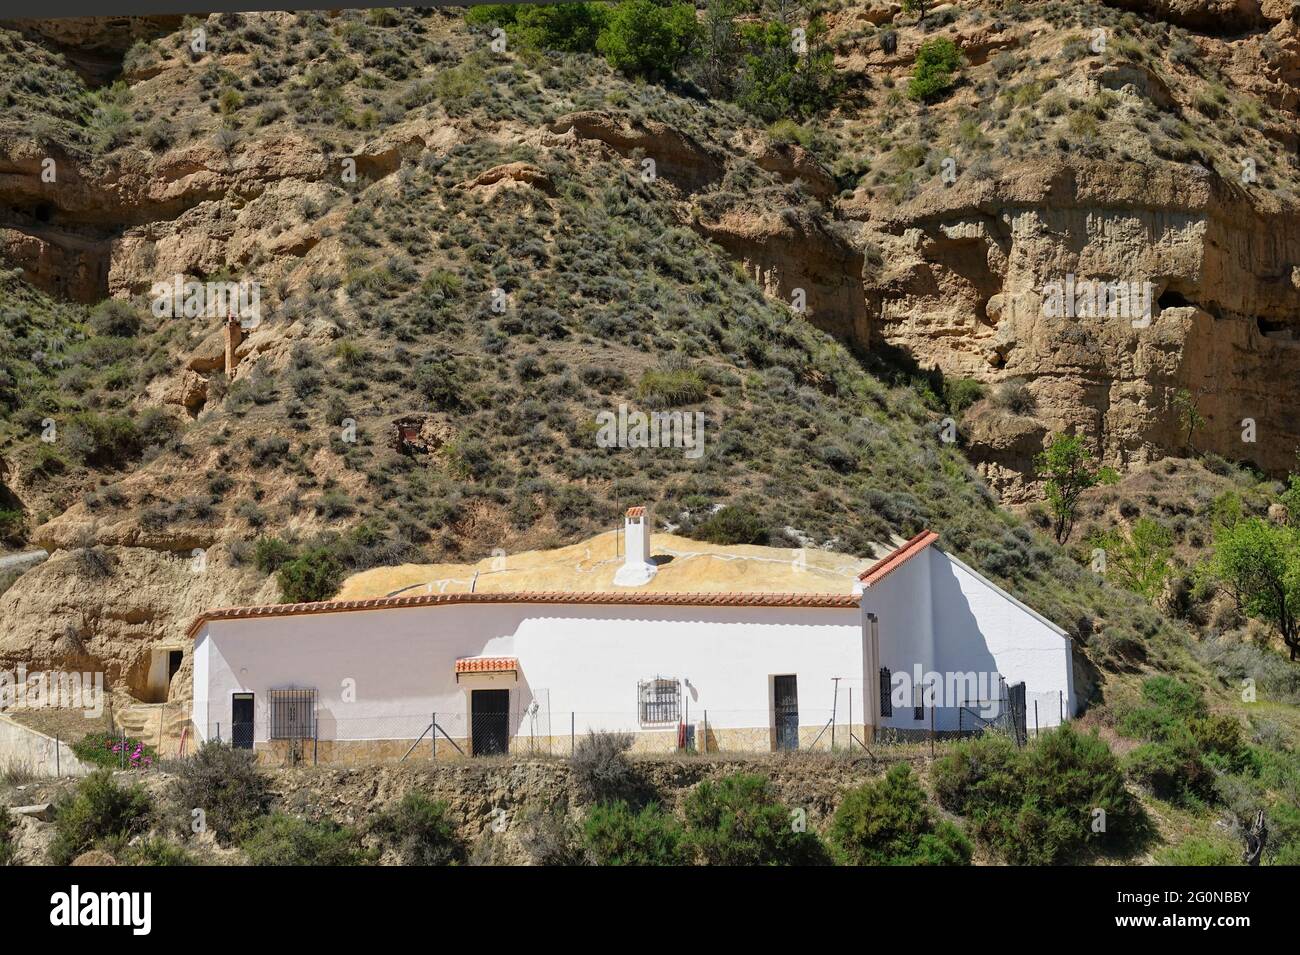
[614, 505, 657, 586]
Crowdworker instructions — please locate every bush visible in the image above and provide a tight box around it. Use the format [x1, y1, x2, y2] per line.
[1156, 835, 1239, 866]
[277, 545, 343, 603]
[371, 792, 465, 865]
[89, 299, 143, 337]
[1125, 739, 1216, 805]
[570, 731, 640, 804]
[583, 801, 686, 865]
[931, 725, 1142, 864]
[168, 741, 271, 844]
[636, 364, 707, 408]
[0, 805, 14, 866]
[943, 377, 984, 415]
[71, 732, 157, 770]
[515, 802, 584, 865]
[50, 770, 154, 865]
[830, 764, 971, 865]
[683, 772, 831, 865]
[597, 0, 698, 79]
[692, 504, 767, 545]
[908, 37, 962, 101]
[123, 837, 198, 866]
[253, 535, 295, 573]
[63, 412, 143, 468]
[1116, 676, 1206, 741]
[240, 813, 372, 866]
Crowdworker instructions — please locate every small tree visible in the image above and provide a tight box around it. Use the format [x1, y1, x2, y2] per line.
[597, 0, 698, 80]
[1035, 434, 1100, 544]
[1088, 517, 1174, 603]
[908, 37, 962, 102]
[1172, 388, 1204, 451]
[277, 546, 343, 603]
[1209, 518, 1300, 661]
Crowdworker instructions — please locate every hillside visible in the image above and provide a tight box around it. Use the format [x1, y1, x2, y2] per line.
[0, 3, 1297, 866]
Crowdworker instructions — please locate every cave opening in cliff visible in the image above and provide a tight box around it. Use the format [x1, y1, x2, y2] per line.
[1157, 289, 1192, 310]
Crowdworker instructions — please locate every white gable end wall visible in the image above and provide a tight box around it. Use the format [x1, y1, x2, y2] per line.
[928, 548, 1075, 731]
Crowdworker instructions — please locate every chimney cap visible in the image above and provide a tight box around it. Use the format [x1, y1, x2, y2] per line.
[625, 505, 646, 519]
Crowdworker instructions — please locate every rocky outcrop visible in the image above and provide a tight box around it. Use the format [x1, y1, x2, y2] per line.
[548, 110, 725, 191]
[861, 156, 1300, 498]
[696, 207, 868, 341]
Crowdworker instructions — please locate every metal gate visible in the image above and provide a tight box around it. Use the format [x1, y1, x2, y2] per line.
[471, 689, 510, 756]
[774, 675, 799, 751]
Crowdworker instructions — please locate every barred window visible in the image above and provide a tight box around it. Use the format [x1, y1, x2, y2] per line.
[879, 667, 892, 718]
[914, 684, 925, 722]
[270, 687, 317, 740]
[637, 678, 680, 724]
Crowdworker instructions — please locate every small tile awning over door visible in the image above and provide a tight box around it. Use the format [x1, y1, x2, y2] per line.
[455, 656, 519, 677]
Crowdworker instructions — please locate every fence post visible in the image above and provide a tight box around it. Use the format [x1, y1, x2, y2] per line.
[1034, 700, 1039, 738]
[570, 712, 575, 755]
[432, 712, 437, 761]
[1059, 690, 1064, 724]
[55, 735, 60, 777]
[928, 682, 935, 758]
[703, 710, 708, 754]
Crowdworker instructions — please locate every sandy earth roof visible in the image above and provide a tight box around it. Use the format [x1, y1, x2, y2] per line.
[336, 530, 888, 600]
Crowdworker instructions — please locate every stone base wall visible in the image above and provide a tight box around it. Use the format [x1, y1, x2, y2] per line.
[249, 723, 874, 765]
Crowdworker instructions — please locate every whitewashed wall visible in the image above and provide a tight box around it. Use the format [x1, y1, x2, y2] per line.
[928, 549, 1075, 731]
[192, 603, 862, 747]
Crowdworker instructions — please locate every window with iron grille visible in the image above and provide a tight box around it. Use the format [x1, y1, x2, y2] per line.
[879, 667, 892, 718]
[270, 687, 317, 740]
[637, 678, 680, 724]
[913, 683, 925, 722]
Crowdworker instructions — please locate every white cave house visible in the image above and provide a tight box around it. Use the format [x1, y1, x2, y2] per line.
[187, 509, 1077, 763]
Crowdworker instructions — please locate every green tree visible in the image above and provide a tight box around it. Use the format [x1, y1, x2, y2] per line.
[1035, 433, 1100, 544]
[597, 0, 698, 79]
[908, 37, 962, 101]
[1088, 517, 1174, 602]
[1208, 517, 1300, 661]
[1173, 388, 1205, 451]
[736, 18, 839, 122]
[829, 764, 971, 865]
[277, 546, 344, 603]
[695, 0, 742, 98]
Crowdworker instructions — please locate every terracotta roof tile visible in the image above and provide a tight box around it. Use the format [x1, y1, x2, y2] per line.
[857, 530, 939, 586]
[625, 506, 646, 518]
[187, 590, 859, 638]
[455, 656, 518, 673]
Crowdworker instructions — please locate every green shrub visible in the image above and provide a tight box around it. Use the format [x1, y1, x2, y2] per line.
[1156, 835, 1239, 866]
[683, 772, 831, 865]
[88, 299, 143, 337]
[277, 545, 343, 603]
[583, 801, 686, 865]
[63, 412, 143, 468]
[71, 732, 157, 770]
[123, 837, 198, 866]
[908, 37, 962, 101]
[636, 365, 707, 408]
[0, 805, 15, 866]
[240, 813, 372, 866]
[1125, 739, 1215, 805]
[371, 792, 465, 865]
[1116, 676, 1206, 741]
[597, 0, 698, 79]
[830, 764, 971, 865]
[50, 770, 154, 865]
[253, 535, 295, 573]
[692, 504, 767, 545]
[168, 741, 271, 844]
[943, 378, 984, 415]
[931, 724, 1142, 863]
